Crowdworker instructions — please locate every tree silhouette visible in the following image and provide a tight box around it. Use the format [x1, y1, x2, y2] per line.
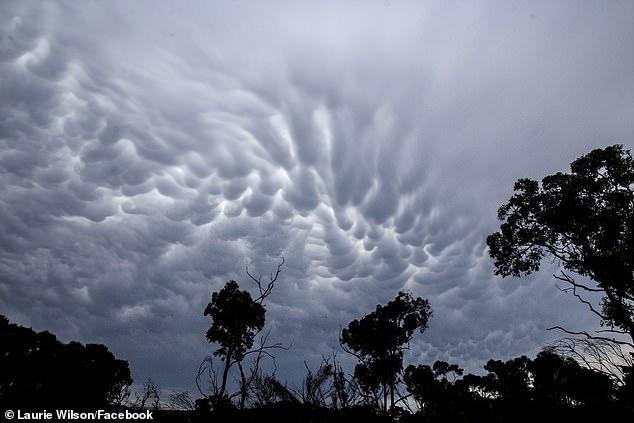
[619, 365, 634, 415]
[205, 280, 266, 396]
[403, 361, 467, 422]
[532, 349, 614, 417]
[547, 336, 633, 386]
[340, 291, 432, 413]
[481, 355, 533, 418]
[0, 315, 132, 409]
[487, 144, 634, 345]
[201, 257, 285, 407]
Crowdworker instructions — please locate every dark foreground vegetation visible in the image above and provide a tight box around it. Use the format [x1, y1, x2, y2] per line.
[0, 315, 132, 409]
[1, 145, 632, 422]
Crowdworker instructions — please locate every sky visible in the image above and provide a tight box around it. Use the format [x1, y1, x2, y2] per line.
[1, 0, 634, 394]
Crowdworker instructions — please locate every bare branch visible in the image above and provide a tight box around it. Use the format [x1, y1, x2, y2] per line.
[246, 256, 285, 304]
[555, 283, 607, 322]
[548, 336, 634, 385]
[167, 392, 195, 411]
[552, 271, 603, 292]
[338, 326, 367, 365]
[547, 326, 634, 348]
[595, 328, 630, 334]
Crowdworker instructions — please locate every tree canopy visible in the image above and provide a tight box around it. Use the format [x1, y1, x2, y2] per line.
[0, 315, 132, 409]
[201, 257, 285, 403]
[205, 280, 266, 361]
[487, 144, 634, 342]
[340, 291, 432, 412]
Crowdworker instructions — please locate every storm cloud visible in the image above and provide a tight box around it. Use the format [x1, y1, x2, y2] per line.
[1, 0, 633, 391]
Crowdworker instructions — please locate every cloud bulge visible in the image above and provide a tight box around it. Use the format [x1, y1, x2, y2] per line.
[1, 0, 633, 390]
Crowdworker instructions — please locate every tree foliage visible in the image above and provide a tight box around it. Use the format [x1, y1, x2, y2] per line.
[487, 144, 634, 342]
[405, 350, 634, 423]
[201, 257, 285, 403]
[205, 280, 266, 361]
[403, 361, 468, 421]
[340, 291, 432, 412]
[0, 315, 132, 409]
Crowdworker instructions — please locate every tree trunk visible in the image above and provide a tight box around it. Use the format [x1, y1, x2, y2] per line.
[219, 350, 233, 397]
[383, 383, 388, 413]
[238, 362, 247, 409]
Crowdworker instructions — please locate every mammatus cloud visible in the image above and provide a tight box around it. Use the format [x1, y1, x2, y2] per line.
[1, 0, 633, 390]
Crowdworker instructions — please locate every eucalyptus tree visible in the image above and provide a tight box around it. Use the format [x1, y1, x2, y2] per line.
[201, 257, 285, 406]
[340, 291, 432, 412]
[488, 145, 634, 345]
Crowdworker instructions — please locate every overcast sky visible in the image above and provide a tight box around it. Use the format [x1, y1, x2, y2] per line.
[1, 0, 634, 393]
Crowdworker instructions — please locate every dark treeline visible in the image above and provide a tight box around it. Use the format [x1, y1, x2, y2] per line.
[0, 315, 132, 410]
[402, 350, 633, 423]
[2, 310, 633, 422]
[1, 145, 632, 422]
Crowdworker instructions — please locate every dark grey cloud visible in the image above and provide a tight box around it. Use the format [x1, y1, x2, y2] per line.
[1, 0, 633, 392]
